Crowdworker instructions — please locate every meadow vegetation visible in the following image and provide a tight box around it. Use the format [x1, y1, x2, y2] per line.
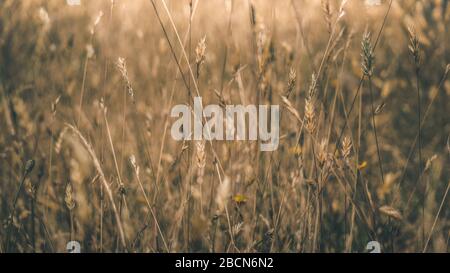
[0, 0, 449, 252]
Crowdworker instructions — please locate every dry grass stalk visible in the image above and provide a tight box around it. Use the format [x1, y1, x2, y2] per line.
[64, 124, 127, 249]
[129, 155, 169, 252]
[281, 95, 302, 124]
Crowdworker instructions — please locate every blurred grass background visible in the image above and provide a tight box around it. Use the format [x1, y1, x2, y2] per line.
[0, 0, 448, 252]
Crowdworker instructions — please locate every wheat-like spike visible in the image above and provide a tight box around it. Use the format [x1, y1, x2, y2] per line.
[195, 36, 206, 66]
[303, 73, 318, 134]
[408, 26, 420, 68]
[64, 183, 75, 210]
[321, 0, 332, 33]
[195, 36, 207, 78]
[285, 68, 297, 98]
[341, 136, 352, 162]
[361, 32, 375, 77]
[129, 155, 139, 177]
[55, 127, 69, 154]
[308, 73, 318, 99]
[318, 139, 328, 165]
[305, 97, 316, 134]
[195, 140, 206, 185]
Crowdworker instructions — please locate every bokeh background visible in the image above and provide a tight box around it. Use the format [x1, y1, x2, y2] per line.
[0, 0, 448, 252]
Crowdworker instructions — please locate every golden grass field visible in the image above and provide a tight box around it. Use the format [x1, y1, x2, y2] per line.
[0, 0, 449, 253]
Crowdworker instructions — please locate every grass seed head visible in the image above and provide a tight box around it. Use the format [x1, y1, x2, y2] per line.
[408, 26, 421, 68]
[341, 136, 352, 162]
[361, 32, 375, 77]
[305, 97, 316, 134]
[285, 68, 297, 98]
[65, 183, 76, 211]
